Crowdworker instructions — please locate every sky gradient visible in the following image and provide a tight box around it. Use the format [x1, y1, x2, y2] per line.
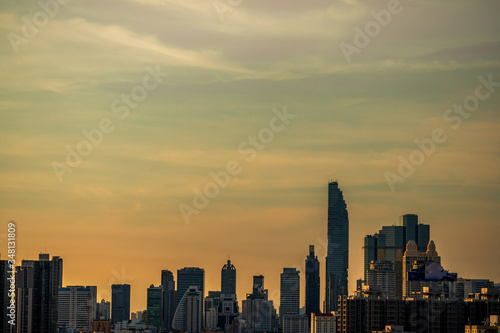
[1, 0, 499, 312]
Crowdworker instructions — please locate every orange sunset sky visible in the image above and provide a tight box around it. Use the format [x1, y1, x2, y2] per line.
[1, 0, 499, 312]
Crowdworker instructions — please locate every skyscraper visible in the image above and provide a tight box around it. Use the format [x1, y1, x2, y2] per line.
[177, 267, 205, 307]
[172, 286, 203, 333]
[280, 268, 300, 316]
[305, 245, 320, 319]
[161, 270, 176, 332]
[417, 223, 430, 252]
[16, 253, 63, 333]
[362, 214, 432, 298]
[57, 285, 97, 332]
[242, 276, 274, 333]
[325, 181, 349, 312]
[147, 285, 162, 329]
[0, 256, 13, 333]
[362, 235, 377, 282]
[111, 284, 131, 327]
[221, 259, 236, 296]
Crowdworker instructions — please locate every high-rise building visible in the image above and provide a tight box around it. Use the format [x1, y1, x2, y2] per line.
[147, 285, 162, 329]
[98, 299, 111, 320]
[16, 253, 63, 333]
[0, 256, 13, 333]
[242, 275, 274, 333]
[57, 285, 97, 332]
[280, 268, 300, 317]
[400, 214, 418, 246]
[363, 214, 431, 298]
[172, 286, 203, 333]
[111, 284, 131, 327]
[363, 235, 378, 282]
[305, 245, 320, 320]
[417, 223, 430, 253]
[221, 259, 236, 296]
[325, 181, 349, 312]
[177, 267, 205, 308]
[366, 261, 396, 299]
[161, 270, 176, 332]
[402, 240, 441, 298]
[217, 293, 239, 330]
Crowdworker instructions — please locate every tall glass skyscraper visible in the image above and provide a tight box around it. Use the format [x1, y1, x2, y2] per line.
[279, 268, 300, 316]
[161, 270, 176, 332]
[305, 245, 320, 319]
[16, 253, 63, 333]
[111, 284, 131, 327]
[221, 260, 236, 295]
[325, 181, 349, 312]
[147, 285, 162, 329]
[176, 267, 205, 313]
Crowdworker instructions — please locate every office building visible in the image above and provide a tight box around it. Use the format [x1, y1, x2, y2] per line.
[242, 275, 274, 332]
[455, 278, 494, 299]
[161, 269, 176, 332]
[98, 299, 110, 320]
[217, 293, 239, 330]
[311, 312, 337, 333]
[280, 268, 300, 317]
[402, 240, 441, 298]
[325, 181, 349, 312]
[177, 267, 205, 309]
[306, 245, 321, 319]
[363, 235, 378, 282]
[57, 285, 97, 332]
[16, 253, 63, 333]
[0, 256, 12, 333]
[221, 259, 236, 296]
[147, 284, 162, 329]
[363, 214, 431, 298]
[172, 286, 203, 333]
[366, 261, 396, 299]
[111, 284, 131, 327]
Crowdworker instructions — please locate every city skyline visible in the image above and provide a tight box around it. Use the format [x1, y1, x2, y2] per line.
[1, 0, 500, 318]
[6, 207, 498, 315]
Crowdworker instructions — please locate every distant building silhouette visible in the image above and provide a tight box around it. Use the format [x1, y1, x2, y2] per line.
[147, 284, 162, 329]
[280, 268, 300, 317]
[98, 299, 110, 320]
[111, 284, 130, 327]
[242, 275, 275, 332]
[221, 259, 236, 296]
[0, 256, 11, 333]
[362, 214, 430, 298]
[160, 270, 176, 332]
[305, 245, 320, 320]
[325, 181, 349, 312]
[58, 285, 97, 332]
[16, 253, 63, 333]
[172, 286, 203, 333]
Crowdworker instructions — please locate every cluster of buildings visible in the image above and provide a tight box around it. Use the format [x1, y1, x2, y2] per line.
[1, 181, 499, 333]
